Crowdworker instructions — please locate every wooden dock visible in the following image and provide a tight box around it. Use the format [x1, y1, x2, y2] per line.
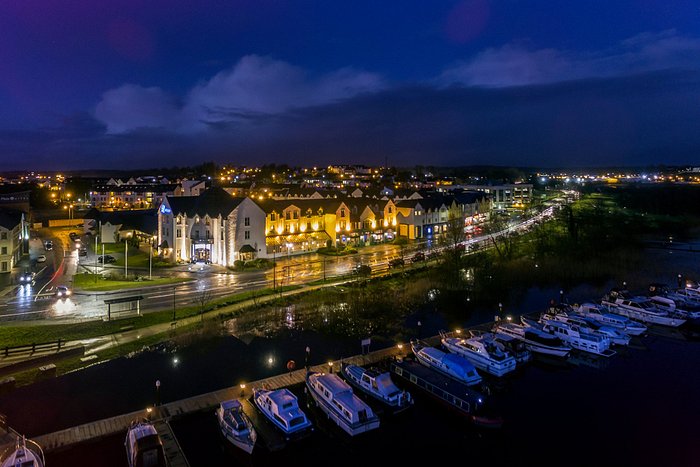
[21, 339, 410, 458]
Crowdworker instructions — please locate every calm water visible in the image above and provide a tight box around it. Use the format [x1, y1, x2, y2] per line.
[1, 247, 699, 466]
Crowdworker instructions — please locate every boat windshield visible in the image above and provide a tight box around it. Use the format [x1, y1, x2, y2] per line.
[289, 416, 307, 427]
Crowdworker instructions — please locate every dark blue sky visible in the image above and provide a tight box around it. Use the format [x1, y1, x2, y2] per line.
[1, 1, 700, 170]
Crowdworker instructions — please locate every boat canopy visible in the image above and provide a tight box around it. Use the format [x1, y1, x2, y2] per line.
[220, 399, 242, 411]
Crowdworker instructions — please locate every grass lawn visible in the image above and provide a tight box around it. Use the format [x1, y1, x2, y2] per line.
[99, 242, 150, 268]
[72, 273, 193, 291]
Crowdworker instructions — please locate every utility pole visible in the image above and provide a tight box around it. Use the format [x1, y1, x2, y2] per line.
[94, 221, 99, 283]
[149, 244, 152, 280]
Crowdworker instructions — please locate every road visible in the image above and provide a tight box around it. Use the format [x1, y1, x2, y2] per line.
[0, 206, 556, 322]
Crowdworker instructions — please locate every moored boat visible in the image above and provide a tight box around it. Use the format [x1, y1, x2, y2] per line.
[390, 357, 502, 428]
[216, 399, 257, 454]
[601, 290, 686, 327]
[440, 331, 517, 377]
[471, 330, 532, 364]
[306, 371, 380, 436]
[522, 316, 616, 357]
[0, 436, 44, 467]
[411, 339, 482, 386]
[493, 321, 571, 357]
[124, 419, 167, 467]
[340, 362, 413, 413]
[253, 387, 312, 439]
[574, 303, 647, 336]
[541, 311, 631, 346]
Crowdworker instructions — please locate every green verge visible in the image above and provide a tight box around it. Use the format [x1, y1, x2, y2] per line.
[72, 273, 193, 291]
[0, 285, 301, 348]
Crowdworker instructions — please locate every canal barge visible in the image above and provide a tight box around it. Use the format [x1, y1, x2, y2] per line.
[390, 357, 502, 428]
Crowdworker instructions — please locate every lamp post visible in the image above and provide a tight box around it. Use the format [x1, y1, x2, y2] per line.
[149, 243, 153, 280]
[155, 380, 161, 406]
[94, 221, 100, 283]
[272, 246, 276, 291]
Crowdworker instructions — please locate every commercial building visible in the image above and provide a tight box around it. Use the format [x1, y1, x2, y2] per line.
[0, 209, 26, 275]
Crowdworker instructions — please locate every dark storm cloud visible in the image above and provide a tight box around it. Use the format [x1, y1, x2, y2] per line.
[3, 70, 699, 170]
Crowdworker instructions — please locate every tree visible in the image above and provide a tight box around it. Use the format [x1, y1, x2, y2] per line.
[440, 205, 467, 287]
[195, 282, 213, 322]
[484, 212, 518, 260]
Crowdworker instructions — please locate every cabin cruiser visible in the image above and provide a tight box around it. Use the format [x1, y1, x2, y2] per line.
[601, 290, 686, 327]
[492, 321, 571, 357]
[253, 387, 312, 438]
[471, 330, 531, 364]
[216, 399, 257, 454]
[648, 283, 700, 312]
[541, 311, 631, 346]
[340, 363, 413, 413]
[522, 317, 615, 357]
[574, 303, 647, 336]
[440, 332, 517, 377]
[0, 436, 44, 467]
[411, 340, 482, 386]
[306, 371, 380, 436]
[648, 295, 700, 321]
[124, 419, 167, 467]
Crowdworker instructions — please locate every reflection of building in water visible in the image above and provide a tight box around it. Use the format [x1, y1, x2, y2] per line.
[284, 305, 296, 329]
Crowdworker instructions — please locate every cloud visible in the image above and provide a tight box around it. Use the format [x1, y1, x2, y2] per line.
[7, 69, 700, 171]
[95, 84, 180, 133]
[95, 55, 384, 133]
[439, 30, 700, 87]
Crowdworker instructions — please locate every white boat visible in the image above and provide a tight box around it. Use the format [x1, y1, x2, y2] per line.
[524, 317, 615, 357]
[648, 283, 700, 312]
[0, 436, 44, 467]
[574, 303, 647, 336]
[440, 332, 517, 377]
[253, 387, 312, 438]
[542, 312, 630, 346]
[601, 291, 686, 327]
[493, 321, 571, 357]
[340, 363, 413, 413]
[411, 340, 482, 386]
[216, 399, 257, 454]
[648, 295, 700, 321]
[471, 330, 531, 364]
[306, 371, 380, 436]
[124, 419, 167, 467]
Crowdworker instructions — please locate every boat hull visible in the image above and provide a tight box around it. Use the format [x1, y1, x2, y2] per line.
[340, 365, 413, 414]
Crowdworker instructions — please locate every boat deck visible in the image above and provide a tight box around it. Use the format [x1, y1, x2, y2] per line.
[152, 420, 189, 467]
[239, 398, 286, 451]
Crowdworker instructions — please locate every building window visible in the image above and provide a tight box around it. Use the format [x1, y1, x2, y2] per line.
[1, 247, 6, 254]
[176, 229, 181, 238]
[221, 231, 224, 240]
[285, 212, 291, 220]
[244, 217, 250, 226]
[194, 229, 199, 238]
[1, 262, 6, 272]
[244, 231, 250, 239]
[388, 207, 393, 214]
[293, 211, 299, 219]
[340, 208, 345, 218]
[0, 232, 6, 240]
[271, 213, 276, 221]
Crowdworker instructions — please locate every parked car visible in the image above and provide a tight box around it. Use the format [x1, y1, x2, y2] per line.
[36, 255, 47, 263]
[388, 258, 405, 268]
[44, 240, 53, 250]
[411, 252, 425, 263]
[78, 247, 87, 256]
[55, 285, 71, 298]
[354, 264, 372, 276]
[98, 255, 116, 263]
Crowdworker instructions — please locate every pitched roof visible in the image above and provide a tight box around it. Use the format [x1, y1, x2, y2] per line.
[165, 187, 246, 218]
[254, 197, 346, 214]
[84, 209, 157, 234]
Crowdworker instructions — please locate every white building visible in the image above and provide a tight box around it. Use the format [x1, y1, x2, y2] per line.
[157, 188, 267, 265]
[0, 209, 25, 275]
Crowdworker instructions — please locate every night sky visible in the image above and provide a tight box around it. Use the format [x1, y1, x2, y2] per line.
[1, 1, 700, 170]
